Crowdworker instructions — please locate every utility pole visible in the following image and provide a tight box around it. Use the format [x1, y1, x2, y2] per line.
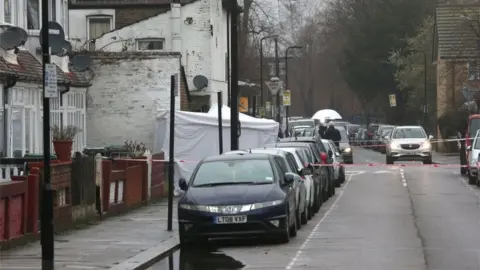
[41, 0, 54, 269]
[274, 38, 280, 123]
[229, 0, 239, 150]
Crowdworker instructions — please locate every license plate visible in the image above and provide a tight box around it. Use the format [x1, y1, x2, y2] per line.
[403, 152, 419, 155]
[214, 215, 247, 224]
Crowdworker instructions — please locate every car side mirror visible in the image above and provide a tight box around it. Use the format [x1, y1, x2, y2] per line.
[328, 150, 333, 158]
[335, 152, 341, 156]
[428, 135, 434, 140]
[284, 173, 295, 185]
[467, 145, 472, 151]
[384, 135, 389, 140]
[179, 177, 188, 191]
[300, 167, 313, 176]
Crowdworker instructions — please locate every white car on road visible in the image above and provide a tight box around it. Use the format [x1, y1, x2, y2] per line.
[385, 126, 433, 164]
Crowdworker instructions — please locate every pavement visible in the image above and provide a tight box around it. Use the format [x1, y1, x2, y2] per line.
[146, 147, 480, 270]
[3, 147, 477, 270]
[0, 200, 180, 270]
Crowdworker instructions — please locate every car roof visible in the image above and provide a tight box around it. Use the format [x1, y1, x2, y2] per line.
[250, 148, 288, 157]
[394, 125, 424, 129]
[279, 137, 317, 142]
[203, 153, 270, 162]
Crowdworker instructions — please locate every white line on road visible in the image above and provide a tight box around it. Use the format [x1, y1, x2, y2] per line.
[400, 169, 407, 187]
[285, 174, 354, 270]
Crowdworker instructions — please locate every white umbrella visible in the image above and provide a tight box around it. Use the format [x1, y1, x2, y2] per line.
[312, 109, 342, 123]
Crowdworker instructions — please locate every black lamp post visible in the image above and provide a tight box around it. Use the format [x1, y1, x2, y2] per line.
[284, 45, 303, 137]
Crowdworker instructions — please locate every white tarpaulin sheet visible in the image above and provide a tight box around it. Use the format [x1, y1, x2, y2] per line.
[154, 104, 279, 195]
[312, 109, 342, 123]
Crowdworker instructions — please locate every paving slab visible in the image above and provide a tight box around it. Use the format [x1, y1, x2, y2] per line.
[0, 200, 179, 270]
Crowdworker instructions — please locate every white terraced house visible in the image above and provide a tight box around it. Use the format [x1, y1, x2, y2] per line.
[0, 0, 90, 181]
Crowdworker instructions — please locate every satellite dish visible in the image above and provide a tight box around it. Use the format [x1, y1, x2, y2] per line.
[39, 21, 66, 55]
[193, 75, 208, 89]
[0, 26, 27, 50]
[70, 55, 92, 72]
[57, 40, 73, 57]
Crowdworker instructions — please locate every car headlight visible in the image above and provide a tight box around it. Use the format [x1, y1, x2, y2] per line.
[390, 142, 400, 149]
[343, 147, 351, 153]
[421, 141, 431, 149]
[179, 200, 284, 213]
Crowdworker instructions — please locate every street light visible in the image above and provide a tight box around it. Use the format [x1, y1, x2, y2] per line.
[259, 34, 278, 117]
[284, 45, 303, 137]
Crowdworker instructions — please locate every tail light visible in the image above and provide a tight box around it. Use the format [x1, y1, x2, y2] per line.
[320, 152, 328, 164]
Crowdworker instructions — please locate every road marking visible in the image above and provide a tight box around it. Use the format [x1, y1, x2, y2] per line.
[345, 170, 365, 176]
[373, 170, 396, 174]
[285, 173, 354, 270]
[400, 169, 407, 187]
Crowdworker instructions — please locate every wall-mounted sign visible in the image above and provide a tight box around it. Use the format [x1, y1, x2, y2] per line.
[239, 97, 248, 112]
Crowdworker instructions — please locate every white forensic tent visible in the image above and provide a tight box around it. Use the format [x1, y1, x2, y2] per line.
[312, 109, 342, 123]
[154, 104, 279, 195]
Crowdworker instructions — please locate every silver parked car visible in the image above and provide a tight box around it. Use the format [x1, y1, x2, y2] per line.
[468, 129, 480, 185]
[385, 126, 433, 164]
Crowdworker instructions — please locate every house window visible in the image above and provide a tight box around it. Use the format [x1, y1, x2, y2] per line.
[4, 0, 13, 24]
[88, 17, 112, 40]
[27, 0, 40, 29]
[136, 39, 165, 51]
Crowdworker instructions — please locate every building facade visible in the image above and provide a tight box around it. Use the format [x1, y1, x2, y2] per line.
[68, 0, 230, 109]
[0, 0, 89, 157]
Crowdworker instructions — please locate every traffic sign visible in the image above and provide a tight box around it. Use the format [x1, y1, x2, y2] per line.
[266, 80, 282, 95]
[388, 94, 396, 107]
[44, 63, 58, 98]
[283, 90, 291, 106]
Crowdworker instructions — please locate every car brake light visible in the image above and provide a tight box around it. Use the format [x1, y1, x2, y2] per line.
[300, 175, 306, 180]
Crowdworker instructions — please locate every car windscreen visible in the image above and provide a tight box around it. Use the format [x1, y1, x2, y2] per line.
[392, 128, 426, 139]
[290, 120, 314, 129]
[469, 118, 480, 138]
[192, 159, 274, 186]
[347, 125, 360, 133]
[334, 126, 349, 142]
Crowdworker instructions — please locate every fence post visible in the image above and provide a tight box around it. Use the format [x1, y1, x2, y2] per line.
[95, 154, 103, 216]
[144, 149, 152, 202]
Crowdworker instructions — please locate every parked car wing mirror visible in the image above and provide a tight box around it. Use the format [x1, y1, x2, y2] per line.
[384, 135, 389, 140]
[467, 145, 472, 151]
[428, 135, 434, 140]
[179, 177, 188, 191]
[284, 173, 295, 184]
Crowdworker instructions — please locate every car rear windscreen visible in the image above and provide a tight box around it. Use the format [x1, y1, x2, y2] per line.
[192, 159, 274, 186]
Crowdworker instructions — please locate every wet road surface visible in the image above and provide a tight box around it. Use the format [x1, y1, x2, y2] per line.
[148, 148, 480, 270]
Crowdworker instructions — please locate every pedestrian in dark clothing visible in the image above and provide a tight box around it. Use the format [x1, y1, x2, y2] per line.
[318, 125, 327, 139]
[325, 124, 341, 148]
[278, 128, 284, 139]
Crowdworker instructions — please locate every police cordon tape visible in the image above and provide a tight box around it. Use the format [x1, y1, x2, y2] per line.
[352, 137, 469, 145]
[119, 158, 467, 168]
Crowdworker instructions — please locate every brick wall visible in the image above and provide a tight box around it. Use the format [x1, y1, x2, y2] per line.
[180, 73, 189, 111]
[86, 52, 181, 149]
[114, 7, 169, 29]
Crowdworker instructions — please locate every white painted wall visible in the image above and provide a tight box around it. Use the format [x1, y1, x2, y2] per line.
[68, 0, 229, 105]
[86, 55, 181, 149]
[68, 9, 115, 50]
